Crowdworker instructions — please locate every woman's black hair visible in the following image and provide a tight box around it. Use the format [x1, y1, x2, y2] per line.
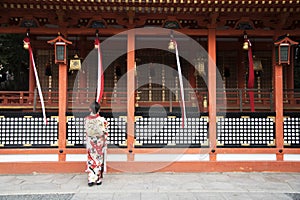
[90, 101, 100, 114]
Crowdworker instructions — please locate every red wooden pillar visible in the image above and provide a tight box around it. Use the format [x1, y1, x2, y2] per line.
[208, 28, 217, 161]
[47, 34, 71, 162]
[58, 62, 68, 161]
[127, 31, 135, 161]
[273, 36, 284, 161]
[274, 64, 284, 160]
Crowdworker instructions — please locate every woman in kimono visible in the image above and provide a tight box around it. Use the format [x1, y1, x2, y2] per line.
[85, 101, 108, 186]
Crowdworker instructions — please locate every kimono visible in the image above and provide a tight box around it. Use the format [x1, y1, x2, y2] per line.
[84, 113, 108, 185]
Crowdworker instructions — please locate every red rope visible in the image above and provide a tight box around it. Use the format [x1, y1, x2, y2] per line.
[247, 39, 255, 112]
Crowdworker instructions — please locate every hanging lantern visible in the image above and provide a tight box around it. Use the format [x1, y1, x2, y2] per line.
[168, 30, 175, 50]
[47, 33, 72, 65]
[243, 32, 249, 50]
[274, 34, 298, 65]
[195, 57, 206, 76]
[253, 57, 263, 71]
[243, 41, 249, 50]
[168, 39, 175, 50]
[23, 37, 29, 50]
[55, 42, 66, 63]
[23, 29, 30, 50]
[69, 54, 81, 71]
[95, 29, 100, 49]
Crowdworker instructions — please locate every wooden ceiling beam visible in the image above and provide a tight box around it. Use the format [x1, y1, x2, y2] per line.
[1, 26, 300, 38]
[2, 0, 300, 14]
[1, 0, 299, 31]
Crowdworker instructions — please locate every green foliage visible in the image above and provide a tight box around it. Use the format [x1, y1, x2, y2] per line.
[294, 46, 300, 89]
[0, 34, 29, 90]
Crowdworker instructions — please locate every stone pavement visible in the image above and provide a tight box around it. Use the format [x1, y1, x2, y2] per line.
[0, 172, 300, 200]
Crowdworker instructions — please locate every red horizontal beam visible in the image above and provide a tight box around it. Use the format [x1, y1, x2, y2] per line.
[1, 147, 300, 155]
[0, 161, 300, 174]
[2, 26, 300, 37]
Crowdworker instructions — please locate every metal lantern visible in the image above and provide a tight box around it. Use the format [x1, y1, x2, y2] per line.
[168, 30, 175, 50]
[253, 57, 263, 71]
[194, 57, 206, 76]
[274, 35, 298, 65]
[168, 39, 175, 50]
[23, 29, 30, 50]
[243, 32, 249, 50]
[55, 42, 66, 63]
[23, 38, 29, 50]
[69, 54, 81, 71]
[47, 33, 72, 64]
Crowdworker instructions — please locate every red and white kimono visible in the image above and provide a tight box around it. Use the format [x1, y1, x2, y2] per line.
[85, 113, 108, 185]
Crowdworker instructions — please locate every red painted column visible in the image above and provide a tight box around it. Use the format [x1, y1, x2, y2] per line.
[58, 62, 68, 161]
[274, 63, 284, 161]
[273, 35, 284, 161]
[208, 28, 217, 161]
[127, 31, 135, 161]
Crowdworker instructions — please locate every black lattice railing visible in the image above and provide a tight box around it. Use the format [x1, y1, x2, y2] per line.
[135, 115, 209, 147]
[106, 116, 127, 147]
[216, 113, 275, 147]
[283, 113, 300, 147]
[0, 112, 127, 148]
[0, 113, 58, 147]
[2, 111, 300, 149]
[66, 116, 85, 147]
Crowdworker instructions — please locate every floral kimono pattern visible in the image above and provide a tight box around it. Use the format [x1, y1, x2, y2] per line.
[85, 113, 108, 185]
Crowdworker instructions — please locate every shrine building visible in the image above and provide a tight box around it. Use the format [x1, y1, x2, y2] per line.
[0, 0, 300, 173]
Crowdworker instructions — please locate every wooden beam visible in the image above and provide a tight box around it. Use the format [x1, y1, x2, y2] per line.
[58, 63, 67, 161]
[208, 28, 217, 161]
[273, 33, 284, 161]
[2, 27, 300, 37]
[127, 30, 135, 161]
[274, 63, 284, 161]
[1, 147, 300, 155]
[1, 161, 300, 174]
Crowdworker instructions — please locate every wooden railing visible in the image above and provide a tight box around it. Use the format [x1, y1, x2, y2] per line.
[283, 89, 300, 110]
[0, 91, 34, 108]
[68, 89, 128, 111]
[1, 88, 300, 111]
[216, 88, 274, 111]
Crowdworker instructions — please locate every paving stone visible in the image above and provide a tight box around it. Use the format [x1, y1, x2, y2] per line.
[0, 185, 22, 195]
[192, 192, 226, 200]
[51, 174, 78, 185]
[20, 182, 61, 192]
[202, 181, 244, 192]
[0, 176, 16, 184]
[223, 192, 293, 200]
[0, 193, 74, 200]
[285, 193, 300, 200]
[72, 193, 115, 200]
[0, 172, 299, 200]
[141, 192, 169, 200]
[165, 192, 199, 200]
[287, 180, 300, 191]
[112, 192, 141, 200]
